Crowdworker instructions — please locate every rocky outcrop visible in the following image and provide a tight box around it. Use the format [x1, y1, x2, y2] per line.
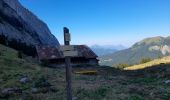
[0, 0, 60, 48]
[149, 45, 170, 55]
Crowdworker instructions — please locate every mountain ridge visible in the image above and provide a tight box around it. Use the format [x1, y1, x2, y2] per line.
[90, 44, 126, 56]
[100, 36, 170, 66]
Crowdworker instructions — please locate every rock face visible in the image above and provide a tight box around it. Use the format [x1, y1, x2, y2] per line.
[149, 45, 170, 55]
[0, 0, 60, 47]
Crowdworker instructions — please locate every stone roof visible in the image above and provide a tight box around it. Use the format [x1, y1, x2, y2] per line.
[36, 45, 98, 60]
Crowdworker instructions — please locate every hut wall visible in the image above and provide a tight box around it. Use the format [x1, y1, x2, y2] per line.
[88, 59, 98, 65]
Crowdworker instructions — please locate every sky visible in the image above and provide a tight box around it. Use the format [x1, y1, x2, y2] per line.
[19, 0, 170, 47]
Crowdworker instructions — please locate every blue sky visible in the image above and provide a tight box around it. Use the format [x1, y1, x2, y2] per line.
[19, 0, 170, 47]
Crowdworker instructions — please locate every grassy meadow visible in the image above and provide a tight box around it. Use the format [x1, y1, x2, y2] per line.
[0, 44, 170, 100]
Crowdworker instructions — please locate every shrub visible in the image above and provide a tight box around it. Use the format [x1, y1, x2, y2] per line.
[140, 58, 152, 64]
[116, 63, 130, 69]
[162, 93, 170, 100]
[129, 94, 144, 100]
[33, 76, 50, 88]
[40, 60, 49, 67]
[158, 55, 163, 59]
[18, 51, 23, 58]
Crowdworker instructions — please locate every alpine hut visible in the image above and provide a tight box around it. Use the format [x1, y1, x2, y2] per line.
[36, 45, 98, 67]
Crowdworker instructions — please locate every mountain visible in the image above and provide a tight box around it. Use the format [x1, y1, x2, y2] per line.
[90, 45, 126, 56]
[0, 0, 60, 47]
[100, 36, 170, 66]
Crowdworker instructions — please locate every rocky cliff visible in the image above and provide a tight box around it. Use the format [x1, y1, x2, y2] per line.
[0, 0, 60, 47]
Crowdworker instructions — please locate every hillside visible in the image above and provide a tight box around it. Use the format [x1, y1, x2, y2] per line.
[124, 56, 170, 70]
[100, 36, 170, 66]
[0, 44, 170, 100]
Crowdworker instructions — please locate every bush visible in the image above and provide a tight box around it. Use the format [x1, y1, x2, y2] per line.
[129, 94, 144, 100]
[18, 51, 23, 58]
[40, 60, 49, 67]
[116, 63, 130, 69]
[140, 58, 152, 64]
[33, 76, 50, 88]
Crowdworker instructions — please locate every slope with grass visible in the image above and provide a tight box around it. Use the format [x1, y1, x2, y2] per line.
[124, 56, 170, 70]
[0, 44, 170, 100]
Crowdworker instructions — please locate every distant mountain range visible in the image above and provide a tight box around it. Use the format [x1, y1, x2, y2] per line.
[99, 36, 170, 66]
[90, 45, 126, 56]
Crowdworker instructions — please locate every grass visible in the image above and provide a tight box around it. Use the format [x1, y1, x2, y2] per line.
[0, 44, 170, 100]
[128, 77, 159, 85]
[124, 56, 170, 70]
[162, 93, 170, 100]
[129, 94, 144, 100]
[0, 44, 44, 90]
[74, 86, 111, 100]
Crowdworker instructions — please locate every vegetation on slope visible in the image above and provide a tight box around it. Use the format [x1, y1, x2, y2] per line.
[124, 56, 170, 70]
[0, 44, 170, 100]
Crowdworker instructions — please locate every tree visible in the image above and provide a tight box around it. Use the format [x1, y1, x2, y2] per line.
[0, 33, 8, 45]
[140, 58, 152, 64]
[116, 63, 130, 69]
[18, 51, 23, 58]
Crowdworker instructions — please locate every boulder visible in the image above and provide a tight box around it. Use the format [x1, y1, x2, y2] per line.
[165, 80, 170, 84]
[0, 79, 3, 83]
[31, 88, 38, 94]
[19, 77, 30, 84]
[0, 87, 22, 98]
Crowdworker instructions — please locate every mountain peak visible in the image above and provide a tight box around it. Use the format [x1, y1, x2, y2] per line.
[133, 36, 170, 47]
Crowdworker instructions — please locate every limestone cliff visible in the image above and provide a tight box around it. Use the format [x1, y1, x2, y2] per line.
[0, 0, 60, 46]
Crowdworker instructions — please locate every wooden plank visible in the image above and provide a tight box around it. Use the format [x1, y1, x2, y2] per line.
[63, 51, 78, 57]
[60, 45, 74, 51]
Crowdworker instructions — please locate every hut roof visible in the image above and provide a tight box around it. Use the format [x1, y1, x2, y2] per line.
[36, 45, 98, 60]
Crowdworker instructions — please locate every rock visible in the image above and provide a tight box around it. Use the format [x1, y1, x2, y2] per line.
[73, 97, 77, 100]
[0, 79, 3, 83]
[0, 0, 60, 55]
[19, 77, 30, 84]
[49, 86, 59, 92]
[0, 87, 22, 98]
[34, 77, 51, 88]
[39, 87, 50, 93]
[31, 87, 53, 94]
[31, 88, 38, 94]
[166, 68, 170, 72]
[1, 88, 22, 94]
[165, 80, 170, 84]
